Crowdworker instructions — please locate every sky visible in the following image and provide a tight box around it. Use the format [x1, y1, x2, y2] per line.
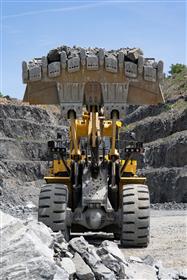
[0, 0, 186, 99]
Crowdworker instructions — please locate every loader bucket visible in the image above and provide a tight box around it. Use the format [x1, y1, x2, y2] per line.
[22, 46, 164, 117]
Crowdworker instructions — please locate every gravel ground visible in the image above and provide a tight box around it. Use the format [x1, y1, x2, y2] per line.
[151, 202, 187, 210]
[122, 209, 187, 269]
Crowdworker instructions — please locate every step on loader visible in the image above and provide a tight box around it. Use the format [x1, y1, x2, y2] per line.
[22, 46, 164, 247]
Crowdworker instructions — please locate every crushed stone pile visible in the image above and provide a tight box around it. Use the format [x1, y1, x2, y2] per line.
[1, 210, 186, 280]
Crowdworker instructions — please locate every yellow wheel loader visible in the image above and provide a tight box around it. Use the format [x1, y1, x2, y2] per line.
[22, 46, 164, 247]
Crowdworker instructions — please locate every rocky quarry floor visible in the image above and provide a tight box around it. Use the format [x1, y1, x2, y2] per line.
[0, 71, 187, 279]
[1, 209, 187, 280]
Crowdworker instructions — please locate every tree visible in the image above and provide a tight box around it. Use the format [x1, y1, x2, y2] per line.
[169, 64, 186, 75]
[0, 92, 3, 97]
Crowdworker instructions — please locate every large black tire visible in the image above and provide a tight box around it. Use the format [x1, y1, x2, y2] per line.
[38, 184, 70, 240]
[121, 184, 150, 248]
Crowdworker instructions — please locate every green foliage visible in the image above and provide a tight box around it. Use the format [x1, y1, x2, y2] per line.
[164, 99, 187, 112]
[164, 103, 173, 111]
[0, 92, 3, 97]
[169, 64, 186, 75]
[120, 123, 134, 132]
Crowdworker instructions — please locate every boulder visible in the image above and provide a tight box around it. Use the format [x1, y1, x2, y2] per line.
[100, 240, 126, 263]
[178, 268, 187, 279]
[91, 263, 115, 280]
[69, 236, 90, 254]
[73, 252, 95, 280]
[158, 267, 180, 280]
[60, 257, 76, 278]
[97, 252, 122, 275]
[125, 262, 157, 280]
[69, 236, 115, 279]
[0, 211, 69, 280]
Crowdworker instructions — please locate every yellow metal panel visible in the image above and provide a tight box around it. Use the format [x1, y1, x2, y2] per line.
[120, 177, 146, 187]
[120, 159, 137, 175]
[23, 68, 164, 106]
[53, 160, 65, 173]
[44, 176, 70, 183]
[103, 121, 112, 137]
[76, 120, 89, 137]
[23, 82, 59, 104]
[51, 159, 71, 176]
[103, 120, 122, 137]
[44, 177, 72, 191]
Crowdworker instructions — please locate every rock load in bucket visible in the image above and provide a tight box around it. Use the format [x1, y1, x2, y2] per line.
[22, 45, 164, 112]
[22, 46, 163, 83]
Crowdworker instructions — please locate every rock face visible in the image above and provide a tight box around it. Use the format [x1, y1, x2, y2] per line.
[0, 104, 67, 180]
[1, 210, 186, 280]
[121, 94, 187, 203]
[0, 103, 68, 214]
